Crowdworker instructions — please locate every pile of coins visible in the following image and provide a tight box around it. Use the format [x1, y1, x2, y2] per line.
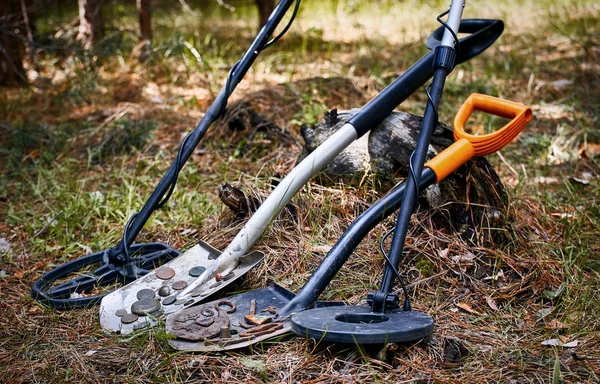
[115, 264, 210, 328]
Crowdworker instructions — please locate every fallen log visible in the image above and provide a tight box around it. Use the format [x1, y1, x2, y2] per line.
[298, 109, 508, 237]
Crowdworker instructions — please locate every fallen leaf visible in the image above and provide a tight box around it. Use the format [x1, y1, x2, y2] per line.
[486, 296, 498, 311]
[439, 248, 449, 258]
[0, 238, 10, 253]
[483, 269, 504, 281]
[579, 143, 600, 158]
[305, 244, 332, 253]
[542, 338, 562, 347]
[451, 252, 476, 265]
[456, 302, 484, 316]
[548, 79, 573, 88]
[537, 307, 553, 321]
[542, 338, 580, 348]
[84, 350, 98, 356]
[180, 228, 198, 236]
[551, 213, 574, 219]
[545, 319, 566, 329]
[534, 176, 560, 184]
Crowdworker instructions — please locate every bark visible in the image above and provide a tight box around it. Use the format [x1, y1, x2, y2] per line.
[0, 0, 27, 85]
[255, 0, 274, 29]
[137, 0, 151, 42]
[77, 0, 103, 49]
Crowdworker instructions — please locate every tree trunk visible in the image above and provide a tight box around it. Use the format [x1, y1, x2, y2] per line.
[137, 0, 151, 42]
[255, 0, 274, 29]
[77, 0, 103, 49]
[0, 0, 27, 85]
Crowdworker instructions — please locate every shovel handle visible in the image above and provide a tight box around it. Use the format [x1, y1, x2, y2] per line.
[425, 93, 532, 182]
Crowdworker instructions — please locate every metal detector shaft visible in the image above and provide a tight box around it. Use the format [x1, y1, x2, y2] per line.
[115, 0, 299, 255]
[377, 0, 464, 306]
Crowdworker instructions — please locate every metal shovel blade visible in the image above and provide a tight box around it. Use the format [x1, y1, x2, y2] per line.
[166, 282, 345, 352]
[99, 239, 264, 335]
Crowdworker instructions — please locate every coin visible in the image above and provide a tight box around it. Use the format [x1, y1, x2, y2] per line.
[158, 286, 171, 297]
[131, 299, 161, 316]
[150, 310, 164, 318]
[162, 296, 176, 305]
[222, 271, 235, 281]
[191, 290, 205, 298]
[137, 288, 155, 300]
[121, 313, 139, 324]
[189, 266, 206, 277]
[184, 299, 194, 306]
[174, 298, 186, 305]
[172, 280, 188, 290]
[133, 322, 148, 331]
[115, 309, 127, 317]
[156, 266, 176, 280]
[209, 281, 222, 289]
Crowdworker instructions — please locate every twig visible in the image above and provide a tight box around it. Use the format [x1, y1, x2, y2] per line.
[20, 0, 37, 69]
[178, 0, 199, 16]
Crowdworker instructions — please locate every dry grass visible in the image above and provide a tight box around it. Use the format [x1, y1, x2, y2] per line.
[1, 0, 600, 382]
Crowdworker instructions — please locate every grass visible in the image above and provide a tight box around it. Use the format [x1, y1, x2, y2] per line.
[1, 0, 600, 382]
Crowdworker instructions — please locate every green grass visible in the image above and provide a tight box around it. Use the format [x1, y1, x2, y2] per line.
[1, 0, 599, 382]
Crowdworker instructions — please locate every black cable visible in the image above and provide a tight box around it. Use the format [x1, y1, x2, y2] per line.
[436, 9, 461, 58]
[379, 227, 411, 311]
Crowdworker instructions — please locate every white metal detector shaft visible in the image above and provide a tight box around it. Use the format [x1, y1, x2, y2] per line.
[179, 123, 359, 297]
[441, 0, 465, 48]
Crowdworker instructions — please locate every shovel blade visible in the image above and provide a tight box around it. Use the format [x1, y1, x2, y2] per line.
[166, 282, 345, 352]
[99, 240, 264, 335]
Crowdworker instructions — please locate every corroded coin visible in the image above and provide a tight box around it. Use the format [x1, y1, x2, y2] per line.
[158, 286, 171, 297]
[156, 266, 176, 280]
[133, 322, 148, 331]
[131, 299, 161, 316]
[222, 271, 235, 281]
[162, 296, 176, 305]
[121, 313, 139, 324]
[174, 298, 186, 305]
[137, 288, 155, 300]
[172, 280, 188, 290]
[115, 309, 127, 317]
[189, 266, 206, 277]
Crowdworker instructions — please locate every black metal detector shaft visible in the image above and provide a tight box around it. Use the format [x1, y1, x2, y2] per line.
[372, 4, 462, 313]
[32, 0, 301, 309]
[116, 0, 301, 254]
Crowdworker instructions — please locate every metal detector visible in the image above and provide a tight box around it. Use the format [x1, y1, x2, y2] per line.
[31, 0, 303, 310]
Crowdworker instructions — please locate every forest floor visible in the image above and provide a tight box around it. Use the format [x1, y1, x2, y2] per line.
[1, 0, 599, 382]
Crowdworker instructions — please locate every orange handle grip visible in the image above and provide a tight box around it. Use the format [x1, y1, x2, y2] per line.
[425, 94, 532, 182]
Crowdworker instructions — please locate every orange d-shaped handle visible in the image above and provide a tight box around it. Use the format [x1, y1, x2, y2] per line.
[425, 93, 532, 182]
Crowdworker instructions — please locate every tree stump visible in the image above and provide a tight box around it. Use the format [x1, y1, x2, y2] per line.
[298, 109, 508, 237]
